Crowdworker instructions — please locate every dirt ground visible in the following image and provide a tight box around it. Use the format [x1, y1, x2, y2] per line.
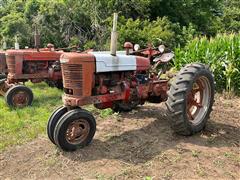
[0, 94, 239, 180]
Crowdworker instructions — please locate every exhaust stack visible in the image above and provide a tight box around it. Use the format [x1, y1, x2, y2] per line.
[14, 36, 19, 50]
[34, 25, 40, 51]
[2, 37, 7, 50]
[110, 13, 118, 56]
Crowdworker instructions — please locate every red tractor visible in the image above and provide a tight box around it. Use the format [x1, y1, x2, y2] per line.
[47, 14, 215, 151]
[0, 51, 7, 79]
[0, 45, 63, 108]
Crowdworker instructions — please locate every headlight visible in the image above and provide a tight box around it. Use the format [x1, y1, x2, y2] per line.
[158, 45, 165, 53]
[134, 44, 140, 51]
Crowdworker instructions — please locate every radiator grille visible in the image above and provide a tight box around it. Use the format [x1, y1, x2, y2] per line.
[0, 54, 6, 72]
[61, 64, 83, 95]
[6, 56, 16, 73]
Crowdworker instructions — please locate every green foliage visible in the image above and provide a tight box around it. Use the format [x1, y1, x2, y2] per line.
[0, 0, 238, 49]
[221, 0, 240, 32]
[84, 40, 97, 50]
[106, 0, 150, 19]
[117, 17, 175, 48]
[0, 12, 30, 46]
[174, 33, 240, 94]
[149, 0, 221, 36]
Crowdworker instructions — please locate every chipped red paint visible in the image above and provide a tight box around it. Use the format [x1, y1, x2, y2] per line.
[136, 56, 150, 71]
[5, 49, 63, 82]
[0, 51, 7, 74]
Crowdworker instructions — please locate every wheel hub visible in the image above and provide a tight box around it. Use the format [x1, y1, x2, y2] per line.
[186, 77, 210, 125]
[12, 91, 29, 107]
[65, 119, 90, 144]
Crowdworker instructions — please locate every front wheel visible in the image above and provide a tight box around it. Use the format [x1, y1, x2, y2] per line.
[5, 85, 33, 108]
[53, 109, 96, 151]
[47, 106, 68, 144]
[166, 63, 215, 135]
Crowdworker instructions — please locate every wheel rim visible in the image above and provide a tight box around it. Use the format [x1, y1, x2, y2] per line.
[187, 76, 211, 125]
[12, 91, 29, 107]
[65, 119, 90, 145]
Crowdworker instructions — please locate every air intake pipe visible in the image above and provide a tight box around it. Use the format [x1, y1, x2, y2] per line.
[34, 25, 40, 52]
[110, 13, 118, 56]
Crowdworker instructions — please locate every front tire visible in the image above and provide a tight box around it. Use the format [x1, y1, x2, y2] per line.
[166, 63, 215, 135]
[53, 109, 96, 151]
[47, 106, 68, 144]
[5, 85, 33, 108]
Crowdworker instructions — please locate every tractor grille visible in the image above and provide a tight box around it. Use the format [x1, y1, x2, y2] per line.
[6, 56, 16, 74]
[0, 53, 6, 72]
[61, 64, 83, 95]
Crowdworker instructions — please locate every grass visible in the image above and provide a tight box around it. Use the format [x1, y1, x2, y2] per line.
[0, 82, 116, 152]
[0, 82, 63, 151]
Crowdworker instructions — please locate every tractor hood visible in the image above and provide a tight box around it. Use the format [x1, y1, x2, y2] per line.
[6, 49, 63, 61]
[60, 51, 150, 73]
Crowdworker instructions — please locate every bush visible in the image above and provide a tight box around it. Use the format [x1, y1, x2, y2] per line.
[174, 33, 240, 94]
[117, 17, 175, 48]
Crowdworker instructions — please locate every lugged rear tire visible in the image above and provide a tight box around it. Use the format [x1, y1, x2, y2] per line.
[166, 63, 215, 135]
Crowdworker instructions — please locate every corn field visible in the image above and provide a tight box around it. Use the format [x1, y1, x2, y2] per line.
[174, 33, 240, 95]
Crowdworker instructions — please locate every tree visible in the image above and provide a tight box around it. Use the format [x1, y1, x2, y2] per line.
[0, 12, 31, 47]
[221, 0, 240, 32]
[149, 0, 221, 35]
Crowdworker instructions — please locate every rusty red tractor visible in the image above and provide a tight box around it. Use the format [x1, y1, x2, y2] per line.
[0, 45, 63, 108]
[47, 14, 215, 151]
[0, 51, 7, 79]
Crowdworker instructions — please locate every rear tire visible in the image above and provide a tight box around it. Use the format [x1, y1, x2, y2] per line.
[166, 63, 215, 135]
[5, 85, 33, 108]
[53, 109, 96, 151]
[47, 106, 68, 144]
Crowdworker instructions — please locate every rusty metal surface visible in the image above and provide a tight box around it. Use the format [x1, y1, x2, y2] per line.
[4, 49, 63, 85]
[0, 80, 12, 96]
[65, 119, 90, 144]
[6, 49, 62, 60]
[0, 51, 7, 73]
[60, 52, 95, 96]
[62, 64, 83, 95]
[12, 91, 29, 108]
[187, 79, 204, 120]
[6, 55, 16, 75]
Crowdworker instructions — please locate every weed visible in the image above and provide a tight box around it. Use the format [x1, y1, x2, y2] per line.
[100, 108, 114, 118]
[191, 150, 200, 158]
[196, 164, 206, 177]
[96, 174, 106, 180]
[224, 152, 240, 164]
[163, 170, 173, 179]
[144, 176, 153, 180]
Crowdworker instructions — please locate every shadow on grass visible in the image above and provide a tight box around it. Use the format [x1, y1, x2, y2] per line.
[62, 105, 240, 164]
